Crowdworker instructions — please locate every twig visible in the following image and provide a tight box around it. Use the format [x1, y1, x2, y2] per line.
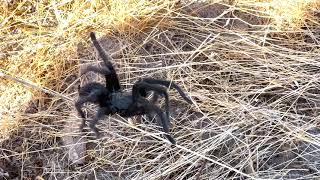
[0, 71, 73, 102]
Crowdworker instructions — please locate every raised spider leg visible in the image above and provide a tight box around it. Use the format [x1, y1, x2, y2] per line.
[90, 32, 121, 92]
[132, 82, 176, 144]
[89, 107, 111, 139]
[80, 65, 111, 77]
[90, 32, 114, 69]
[80, 65, 115, 92]
[141, 78, 193, 104]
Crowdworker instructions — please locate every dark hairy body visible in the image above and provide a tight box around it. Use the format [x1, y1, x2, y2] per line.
[75, 32, 192, 145]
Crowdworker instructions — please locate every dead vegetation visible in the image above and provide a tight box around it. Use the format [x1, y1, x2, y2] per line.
[1, 0, 320, 179]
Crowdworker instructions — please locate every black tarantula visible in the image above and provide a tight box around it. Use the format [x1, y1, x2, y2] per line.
[75, 32, 192, 144]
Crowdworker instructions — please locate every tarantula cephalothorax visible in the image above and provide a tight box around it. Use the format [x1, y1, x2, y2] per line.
[75, 32, 192, 144]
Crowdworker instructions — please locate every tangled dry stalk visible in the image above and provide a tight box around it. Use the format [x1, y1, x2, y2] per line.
[1, 0, 320, 179]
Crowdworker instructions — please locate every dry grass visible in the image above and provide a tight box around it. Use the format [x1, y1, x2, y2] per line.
[1, 0, 320, 179]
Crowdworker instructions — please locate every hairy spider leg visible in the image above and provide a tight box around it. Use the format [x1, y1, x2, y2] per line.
[75, 93, 99, 131]
[132, 82, 176, 144]
[133, 82, 170, 122]
[141, 78, 193, 104]
[151, 92, 160, 103]
[140, 98, 176, 145]
[90, 107, 112, 138]
[90, 32, 121, 92]
[75, 83, 110, 132]
[80, 65, 111, 77]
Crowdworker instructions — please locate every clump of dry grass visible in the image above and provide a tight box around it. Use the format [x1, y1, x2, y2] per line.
[0, 0, 176, 137]
[1, 0, 320, 179]
[239, 0, 320, 29]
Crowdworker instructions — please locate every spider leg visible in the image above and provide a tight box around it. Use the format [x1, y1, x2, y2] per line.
[132, 82, 175, 144]
[151, 92, 160, 103]
[89, 107, 111, 139]
[139, 98, 176, 144]
[80, 65, 115, 92]
[76, 83, 109, 131]
[141, 78, 193, 104]
[75, 93, 99, 131]
[90, 32, 121, 92]
[80, 65, 111, 77]
[90, 32, 114, 70]
[133, 82, 170, 122]
[146, 113, 156, 123]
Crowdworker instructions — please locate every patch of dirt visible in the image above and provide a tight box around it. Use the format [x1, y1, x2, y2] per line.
[0, 123, 62, 179]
